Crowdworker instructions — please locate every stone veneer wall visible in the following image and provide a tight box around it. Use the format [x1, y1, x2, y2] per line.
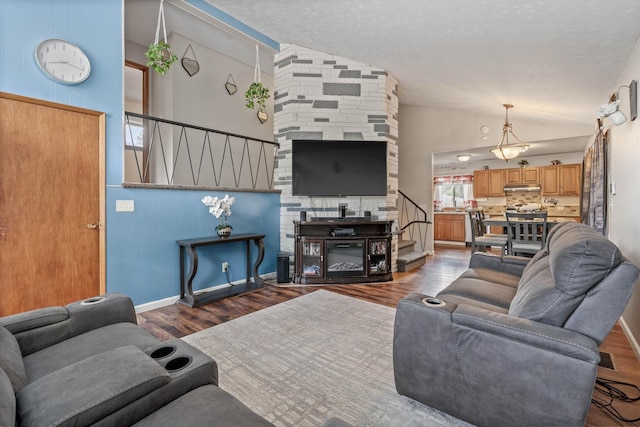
[273, 44, 399, 268]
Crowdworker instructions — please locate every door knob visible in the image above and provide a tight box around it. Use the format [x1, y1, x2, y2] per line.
[86, 222, 102, 230]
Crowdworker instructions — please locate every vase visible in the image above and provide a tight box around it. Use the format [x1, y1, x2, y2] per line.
[217, 226, 232, 237]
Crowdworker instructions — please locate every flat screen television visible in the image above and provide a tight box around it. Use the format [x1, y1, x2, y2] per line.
[292, 140, 387, 196]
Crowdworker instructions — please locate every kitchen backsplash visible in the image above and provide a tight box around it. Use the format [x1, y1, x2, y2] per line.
[478, 191, 580, 217]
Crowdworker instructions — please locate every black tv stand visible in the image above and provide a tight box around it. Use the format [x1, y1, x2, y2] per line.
[310, 216, 372, 222]
[294, 219, 393, 285]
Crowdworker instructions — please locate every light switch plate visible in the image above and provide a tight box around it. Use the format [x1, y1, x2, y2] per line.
[116, 200, 135, 212]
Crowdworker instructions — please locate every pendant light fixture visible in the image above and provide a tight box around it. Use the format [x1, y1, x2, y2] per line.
[491, 104, 529, 161]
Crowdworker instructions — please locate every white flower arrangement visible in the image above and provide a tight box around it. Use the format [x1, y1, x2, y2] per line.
[201, 194, 235, 230]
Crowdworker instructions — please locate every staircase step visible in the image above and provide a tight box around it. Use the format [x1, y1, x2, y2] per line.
[397, 239, 416, 257]
[397, 250, 427, 272]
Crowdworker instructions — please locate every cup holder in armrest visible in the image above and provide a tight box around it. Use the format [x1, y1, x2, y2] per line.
[150, 345, 177, 359]
[421, 297, 445, 307]
[80, 296, 106, 305]
[165, 356, 192, 372]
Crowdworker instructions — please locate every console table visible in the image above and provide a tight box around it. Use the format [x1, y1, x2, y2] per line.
[177, 233, 265, 308]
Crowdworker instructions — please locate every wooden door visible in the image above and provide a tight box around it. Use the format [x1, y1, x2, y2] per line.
[0, 93, 105, 315]
[541, 166, 560, 195]
[559, 164, 582, 195]
[521, 167, 539, 184]
[473, 170, 489, 198]
[450, 217, 465, 241]
[488, 170, 505, 196]
[505, 168, 522, 184]
[434, 216, 450, 240]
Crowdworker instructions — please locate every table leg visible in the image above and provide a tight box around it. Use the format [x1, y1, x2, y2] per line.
[252, 237, 265, 285]
[182, 245, 199, 306]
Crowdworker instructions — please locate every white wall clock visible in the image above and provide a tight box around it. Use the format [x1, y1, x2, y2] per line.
[35, 39, 91, 85]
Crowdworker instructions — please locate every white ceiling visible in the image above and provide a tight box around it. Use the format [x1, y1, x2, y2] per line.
[204, 0, 640, 126]
[125, 0, 640, 163]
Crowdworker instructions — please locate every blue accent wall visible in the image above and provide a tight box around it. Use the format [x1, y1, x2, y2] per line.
[1, 0, 280, 306]
[106, 188, 280, 304]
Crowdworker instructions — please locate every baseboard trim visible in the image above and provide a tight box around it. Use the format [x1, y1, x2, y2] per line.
[133, 271, 277, 313]
[619, 316, 640, 362]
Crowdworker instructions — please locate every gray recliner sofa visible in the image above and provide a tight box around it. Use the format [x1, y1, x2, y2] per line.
[393, 222, 640, 427]
[0, 293, 272, 427]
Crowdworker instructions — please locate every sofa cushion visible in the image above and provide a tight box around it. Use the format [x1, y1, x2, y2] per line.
[437, 268, 519, 310]
[436, 293, 509, 314]
[17, 345, 170, 427]
[23, 322, 160, 383]
[509, 223, 623, 326]
[549, 223, 622, 294]
[0, 368, 16, 427]
[0, 325, 27, 393]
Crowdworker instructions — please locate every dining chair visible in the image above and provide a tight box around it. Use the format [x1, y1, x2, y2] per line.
[505, 211, 548, 256]
[468, 211, 508, 254]
[477, 210, 509, 240]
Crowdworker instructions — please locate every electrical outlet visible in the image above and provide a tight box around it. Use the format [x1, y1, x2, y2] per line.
[222, 262, 229, 273]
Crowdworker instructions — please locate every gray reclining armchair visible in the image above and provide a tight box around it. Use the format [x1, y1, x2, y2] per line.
[393, 222, 640, 427]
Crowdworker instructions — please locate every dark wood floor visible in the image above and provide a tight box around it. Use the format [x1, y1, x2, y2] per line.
[137, 244, 640, 427]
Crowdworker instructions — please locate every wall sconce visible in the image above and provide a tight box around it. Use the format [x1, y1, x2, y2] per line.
[457, 154, 471, 162]
[599, 80, 637, 125]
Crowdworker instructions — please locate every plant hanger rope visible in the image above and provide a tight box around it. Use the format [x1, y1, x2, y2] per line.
[154, 0, 169, 45]
[254, 44, 261, 84]
[245, 44, 270, 113]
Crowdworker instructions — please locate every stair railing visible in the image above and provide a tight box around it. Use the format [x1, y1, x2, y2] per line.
[124, 112, 279, 190]
[397, 189, 431, 253]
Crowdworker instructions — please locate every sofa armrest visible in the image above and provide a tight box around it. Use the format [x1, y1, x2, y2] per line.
[17, 345, 170, 427]
[66, 293, 137, 336]
[0, 306, 69, 334]
[5, 293, 137, 356]
[451, 303, 599, 361]
[469, 252, 530, 276]
[394, 293, 599, 427]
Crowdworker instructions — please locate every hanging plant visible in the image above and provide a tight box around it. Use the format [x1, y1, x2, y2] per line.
[146, 41, 178, 75]
[145, 0, 178, 75]
[245, 82, 270, 109]
[245, 45, 271, 123]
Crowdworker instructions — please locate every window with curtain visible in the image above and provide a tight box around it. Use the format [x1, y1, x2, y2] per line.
[433, 175, 475, 211]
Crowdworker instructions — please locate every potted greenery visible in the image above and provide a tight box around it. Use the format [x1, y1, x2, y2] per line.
[145, 0, 178, 75]
[245, 82, 270, 110]
[246, 45, 271, 123]
[145, 41, 178, 75]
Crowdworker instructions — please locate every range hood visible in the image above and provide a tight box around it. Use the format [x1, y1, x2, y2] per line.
[503, 183, 541, 192]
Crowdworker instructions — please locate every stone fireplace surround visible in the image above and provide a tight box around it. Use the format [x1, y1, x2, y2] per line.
[273, 44, 399, 269]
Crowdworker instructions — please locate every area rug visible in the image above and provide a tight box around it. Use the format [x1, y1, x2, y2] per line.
[182, 290, 471, 427]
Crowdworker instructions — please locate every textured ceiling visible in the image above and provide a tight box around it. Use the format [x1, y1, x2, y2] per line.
[205, 0, 640, 126]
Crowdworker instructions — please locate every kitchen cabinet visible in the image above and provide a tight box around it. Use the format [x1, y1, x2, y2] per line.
[434, 214, 466, 242]
[474, 170, 489, 198]
[474, 169, 505, 197]
[505, 167, 539, 184]
[505, 168, 522, 184]
[522, 167, 540, 184]
[541, 164, 582, 196]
